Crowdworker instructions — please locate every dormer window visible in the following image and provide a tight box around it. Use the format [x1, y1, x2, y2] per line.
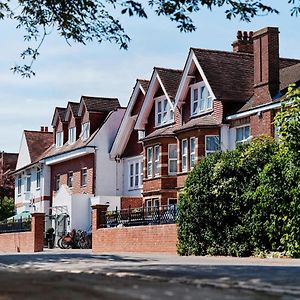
[81, 122, 90, 141]
[155, 96, 174, 127]
[68, 127, 76, 144]
[56, 131, 63, 147]
[191, 82, 213, 116]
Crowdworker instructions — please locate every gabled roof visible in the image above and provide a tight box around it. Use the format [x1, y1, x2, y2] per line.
[51, 107, 67, 126]
[24, 130, 53, 163]
[78, 96, 120, 116]
[192, 48, 254, 102]
[110, 79, 148, 158]
[280, 63, 300, 90]
[65, 101, 80, 121]
[135, 68, 183, 130]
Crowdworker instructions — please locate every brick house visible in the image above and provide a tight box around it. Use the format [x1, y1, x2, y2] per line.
[0, 151, 18, 199]
[110, 79, 149, 209]
[131, 26, 300, 208]
[13, 128, 53, 214]
[41, 96, 125, 231]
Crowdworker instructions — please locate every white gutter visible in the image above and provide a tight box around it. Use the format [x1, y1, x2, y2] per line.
[42, 147, 95, 166]
[226, 102, 281, 121]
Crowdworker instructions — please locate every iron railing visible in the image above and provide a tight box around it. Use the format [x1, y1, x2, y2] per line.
[100, 205, 178, 228]
[0, 218, 32, 233]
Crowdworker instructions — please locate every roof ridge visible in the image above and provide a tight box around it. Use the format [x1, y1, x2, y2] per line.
[191, 47, 254, 57]
[24, 130, 52, 133]
[81, 95, 119, 100]
[154, 67, 183, 73]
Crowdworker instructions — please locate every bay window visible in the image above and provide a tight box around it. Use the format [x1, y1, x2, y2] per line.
[190, 137, 196, 168]
[205, 136, 220, 156]
[182, 139, 188, 172]
[154, 145, 160, 176]
[147, 147, 153, 178]
[168, 144, 177, 175]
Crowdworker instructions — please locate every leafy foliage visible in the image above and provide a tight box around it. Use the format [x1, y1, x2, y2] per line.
[0, 0, 299, 77]
[178, 135, 300, 258]
[0, 197, 14, 221]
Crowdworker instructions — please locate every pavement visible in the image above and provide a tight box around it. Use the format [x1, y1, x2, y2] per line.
[0, 249, 300, 299]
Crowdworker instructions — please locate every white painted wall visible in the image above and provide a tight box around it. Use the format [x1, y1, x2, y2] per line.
[220, 125, 230, 151]
[14, 163, 51, 214]
[229, 127, 237, 150]
[90, 195, 121, 211]
[16, 133, 31, 170]
[90, 108, 125, 197]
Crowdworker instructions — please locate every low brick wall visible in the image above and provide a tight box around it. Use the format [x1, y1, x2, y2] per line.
[92, 205, 177, 253]
[0, 213, 45, 253]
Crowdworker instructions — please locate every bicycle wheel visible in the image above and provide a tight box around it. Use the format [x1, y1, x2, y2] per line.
[57, 236, 64, 249]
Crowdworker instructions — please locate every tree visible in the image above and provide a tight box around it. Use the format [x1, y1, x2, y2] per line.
[0, 0, 299, 77]
[0, 196, 14, 221]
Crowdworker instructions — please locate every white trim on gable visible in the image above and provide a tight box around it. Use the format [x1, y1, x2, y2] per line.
[110, 80, 146, 159]
[174, 49, 216, 109]
[135, 69, 174, 130]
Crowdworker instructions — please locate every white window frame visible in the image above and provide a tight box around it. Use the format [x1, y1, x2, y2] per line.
[17, 175, 22, 195]
[190, 137, 196, 169]
[56, 131, 63, 147]
[155, 96, 174, 127]
[147, 147, 153, 178]
[235, 125, 250, 145]
[81, 122, 90, 141]
[55, 174, 60, 192]
[205, 135, 220, 156]
[36, 167, 41, 190]
[68, 171, 73, 188]
[68, 127, 76, 144]
[154, 145, 160, 177]
[25, 171, 31, 192]
[128, 158, 143, 190]
[190, 82, 213, 117]
[168, 144, 177, 175]
[81, 168, 88, 186]
[182, 139, 188, 172]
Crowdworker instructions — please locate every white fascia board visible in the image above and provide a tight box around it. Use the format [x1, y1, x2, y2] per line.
[226, 102, 281, 121]
[135, 70, 158, 130]
[174, 50, 194, 107]
[43, 147, 95, 166]
[110, 82, 143, 158]
[156, 73, 172, 107]
[192, 52, 216, 101]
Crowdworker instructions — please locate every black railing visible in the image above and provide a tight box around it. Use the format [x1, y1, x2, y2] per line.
[0, 218, 32, 233]
[100, 205, 178, 228]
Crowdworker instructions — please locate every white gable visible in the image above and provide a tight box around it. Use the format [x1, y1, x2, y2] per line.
[16, 132, 31, 170]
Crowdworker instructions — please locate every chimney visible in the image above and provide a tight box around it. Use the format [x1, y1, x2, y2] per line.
[232, 30, 253, 54]
[40, 126, 44, 132]
[253, 27, 279, 106]
[45, 126, 48, 132]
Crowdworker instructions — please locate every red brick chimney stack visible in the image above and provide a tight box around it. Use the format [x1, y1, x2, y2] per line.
[232, 30, 254, 54]
[253, 27, 279, 106]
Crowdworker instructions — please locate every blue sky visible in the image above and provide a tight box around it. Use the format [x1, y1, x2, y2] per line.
[0, 2, 299, 153]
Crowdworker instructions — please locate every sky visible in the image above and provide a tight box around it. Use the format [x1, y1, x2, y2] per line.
[0, 1, 299, 153]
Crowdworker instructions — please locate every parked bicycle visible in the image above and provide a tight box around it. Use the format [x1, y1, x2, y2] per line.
[57, 229, 92, 249]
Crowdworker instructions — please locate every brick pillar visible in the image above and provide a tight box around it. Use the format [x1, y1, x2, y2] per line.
[92, 204, 109, 231]
[31, 213, 45, 252]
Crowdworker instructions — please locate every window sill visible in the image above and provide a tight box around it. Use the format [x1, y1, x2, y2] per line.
[190, 109, 213, 119]
[36, 188, 41, 191]
[128, 187, 142, 191]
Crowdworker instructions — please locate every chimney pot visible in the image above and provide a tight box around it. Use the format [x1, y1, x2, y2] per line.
[232, 30, 253, 54]
[40, 126, 44, 132]
[237, 30, 242, 40]
[243, 31, 248, 41]
[45, 126, 48, 132]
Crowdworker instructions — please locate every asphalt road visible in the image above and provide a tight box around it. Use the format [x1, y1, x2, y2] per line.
[0, 250, 300, 300]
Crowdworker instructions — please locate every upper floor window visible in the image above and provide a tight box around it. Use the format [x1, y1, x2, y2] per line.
[154, 145, 160, 176]
[68, 171, 73, 188]
[146, 147, 153, 178]
[205, 136, 220, 156]
[55, 175, 60, 192]
[81, 122, 90, 141]
[155, 96, 174, 127]
[236, 126, 250, 145]
[36, 167, 41, 190]
[17, 175, 22, 195]
[182, 139, 188, 172]
[190, 137, 196, 168]
[56, 131, 63, 147]
[68, 127, 76, 144]
[190, 82, 213, 116]
[168, 144, 177, 175]
[81, 168, 88, 186]
[25, 171, 31, 192]
[128, 159, 143, 190]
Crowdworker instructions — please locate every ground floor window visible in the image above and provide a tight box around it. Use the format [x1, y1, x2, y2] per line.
[236, 125, 250, 145]
[205, 135, 220, 156]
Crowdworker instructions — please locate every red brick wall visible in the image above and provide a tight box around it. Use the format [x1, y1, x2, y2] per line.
[51, 154, 94, 196]
[93, 224, 177, 253]
[121, 197, 143, 209]
[0, 213, 45, 253]
[250, 110, 274, 137]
